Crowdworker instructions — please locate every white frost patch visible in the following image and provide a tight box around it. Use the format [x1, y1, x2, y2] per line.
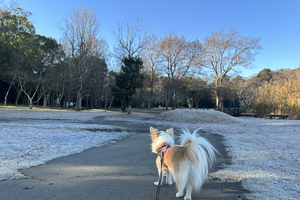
[204, 119, 300, 200]
[152, 109, 243, 124]
[0, 107, 119, 120]
[149, 110, 300, 199]
[0, 108, 131, 181]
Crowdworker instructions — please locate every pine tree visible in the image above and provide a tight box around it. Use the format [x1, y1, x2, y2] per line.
[112, 56, 144, 113]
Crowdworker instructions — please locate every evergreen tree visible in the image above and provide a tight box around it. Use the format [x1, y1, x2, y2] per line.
[112, 56, 144, 113]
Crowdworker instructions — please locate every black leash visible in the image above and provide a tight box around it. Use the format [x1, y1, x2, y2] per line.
[156, 156, 164, 200]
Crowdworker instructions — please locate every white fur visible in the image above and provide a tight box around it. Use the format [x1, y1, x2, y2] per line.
[151, 131, 174, 153]
[176, 128, 217, 199]
[151, 130, 175, 186]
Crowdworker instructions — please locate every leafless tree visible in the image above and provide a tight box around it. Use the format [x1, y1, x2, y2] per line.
[142, 35, 162, 108]
[111, 17, 149, 60]
[159, 33, 202, 109]
[59, 7, 102, 111]
[201, 28, 262, 108]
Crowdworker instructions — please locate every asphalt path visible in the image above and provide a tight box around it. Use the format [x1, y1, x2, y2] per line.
[0, 112, 248, 200]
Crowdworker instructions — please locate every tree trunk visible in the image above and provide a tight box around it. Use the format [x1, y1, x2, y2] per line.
[109, 96, 114, 109]
[86, 95, 89, 108]
[127, 104, 131, 114]
[76, 90, 82, 111]
[76, 96, 82, 111]
[76, 60, 83, 111]
[166, 63, 170, 110]
[4, 83, 12, 106]
[195, 97, 199, 109]
[166, 90, 169, 110]
[56, 82, 65, 107]
[172, 90, 178, 109]
[29, 98, 33, 109]
[15, 89, 22, 106]
[104, 92, 108, 112]
[215, 90, 219, 109]
[43, 94, 50, 108]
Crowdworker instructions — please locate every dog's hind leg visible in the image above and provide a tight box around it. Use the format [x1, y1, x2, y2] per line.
[174, 163, 190, 198]
[166, 171, 173, 185]
[184, 184, 192, 200]
[174, 173, 188, 198]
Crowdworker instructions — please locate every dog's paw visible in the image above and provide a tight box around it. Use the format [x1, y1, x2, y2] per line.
[184, 196, 191, 200]
[167, 180, 173, 185]
[176, 192, 184, 198]
[154, 181, 159, 186]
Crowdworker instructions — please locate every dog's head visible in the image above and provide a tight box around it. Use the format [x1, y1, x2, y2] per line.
[150, 127, 174, 153]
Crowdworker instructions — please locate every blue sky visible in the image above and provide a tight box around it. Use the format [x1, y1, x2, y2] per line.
[11, 0, 300, 77]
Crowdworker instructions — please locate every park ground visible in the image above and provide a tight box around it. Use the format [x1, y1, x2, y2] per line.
[0, 107, 299, 199]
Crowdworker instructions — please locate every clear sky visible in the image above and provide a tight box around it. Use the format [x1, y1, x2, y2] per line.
[8, 0, 300, 77]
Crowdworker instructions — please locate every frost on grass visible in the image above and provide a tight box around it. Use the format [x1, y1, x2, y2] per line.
[206, 119, 300, 200]
[152, 109, 243, 124]
[0, 108, 132, 181]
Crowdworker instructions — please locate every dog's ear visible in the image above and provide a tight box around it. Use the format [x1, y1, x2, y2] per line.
[166, 128, 174, 138]
[150, 127, 159, 141]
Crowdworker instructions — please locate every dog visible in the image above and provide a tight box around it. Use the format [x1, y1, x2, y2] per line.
[150, 127, 218, 200]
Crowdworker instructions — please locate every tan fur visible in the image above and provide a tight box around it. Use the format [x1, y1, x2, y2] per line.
[164, 146, 184, 170]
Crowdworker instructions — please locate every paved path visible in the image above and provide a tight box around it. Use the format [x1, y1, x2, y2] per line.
[0, 115, 248, 200]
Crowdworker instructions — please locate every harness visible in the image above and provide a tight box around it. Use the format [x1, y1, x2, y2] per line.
[156, 145, 170, 167]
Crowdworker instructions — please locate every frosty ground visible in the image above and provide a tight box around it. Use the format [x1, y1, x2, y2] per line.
[0, 108, 299, 199]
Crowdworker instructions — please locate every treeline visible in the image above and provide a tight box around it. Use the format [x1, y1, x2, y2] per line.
[253, 68, 300, 119]
[1, 5, 299, 119]
[0, 6, 109, 110]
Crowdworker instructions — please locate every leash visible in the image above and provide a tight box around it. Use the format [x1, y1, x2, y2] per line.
[156, 155, 164, 200]
[156, 146, 169, 200]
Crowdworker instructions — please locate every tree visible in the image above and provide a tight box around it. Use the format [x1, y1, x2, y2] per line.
[111, 57, 144, 113]
[201, 28, 262, 108]
[142, 35, 162, 108]
[16, 35, 59, 109]
[181, 77, 207, 109]
[59, 7, 102, 111]
[0, 7, 35, 106]
[159, 33, 202, 109]
[112, 18, 149, 60]
[83, 56, 108, 108]
[111, 18, 148, 109]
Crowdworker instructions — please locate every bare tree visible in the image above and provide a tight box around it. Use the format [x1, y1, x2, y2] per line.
[111, 17, 149, 60]
[201, 28, 262, 108]
[159, 33, 202, 109]
[59, 7, 101, 111]
[142, 35, 162, 108]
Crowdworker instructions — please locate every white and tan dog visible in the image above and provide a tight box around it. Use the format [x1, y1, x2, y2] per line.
[150, 127, 217, 200]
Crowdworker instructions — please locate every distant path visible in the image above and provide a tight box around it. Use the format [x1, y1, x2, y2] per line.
[0, 111, 248, 200]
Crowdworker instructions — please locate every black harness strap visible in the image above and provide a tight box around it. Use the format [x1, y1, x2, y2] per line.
[156, 155, 163, 200]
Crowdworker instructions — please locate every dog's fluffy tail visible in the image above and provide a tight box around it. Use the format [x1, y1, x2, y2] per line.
[179, 128, 218, 191]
